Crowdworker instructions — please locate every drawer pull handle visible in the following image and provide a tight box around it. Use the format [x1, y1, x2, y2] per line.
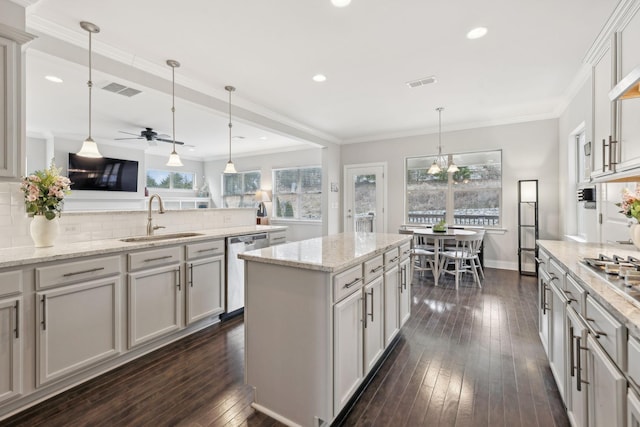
[389, 256, 400, 263]
[272, 237, 286, 241]
[144, 255, 173, 263]
[41, 295, 47, 331]
[344, 278, 362, 289]
[367, 288, 374, 322]
[549, 274, 559, 282]
[14, 300, 19, 339]
[197, 248, 218, 253]
[569, 326, 575, 377]
[534, 257, 545, 265]
[370, 265, 384, 274]
[189, 264, 194, 287]
[176, 267, 181, 291]
[576, 336, 589, 391]
[63, 267, 105, 277]
[585, 318, 607, 338]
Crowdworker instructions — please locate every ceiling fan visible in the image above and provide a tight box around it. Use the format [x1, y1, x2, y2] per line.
[115, 127, 188, 146]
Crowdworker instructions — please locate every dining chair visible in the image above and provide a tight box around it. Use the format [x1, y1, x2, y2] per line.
[439, 233, 483, 289]
[410, 233, 436, 279]
[471, 229, 485, 279]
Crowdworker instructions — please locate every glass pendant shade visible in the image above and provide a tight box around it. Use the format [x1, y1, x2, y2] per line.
[428, 107, 458, 175]
[224, 160, 237, 174]
[166, 151, 183, 167]
[77, 137, 102, 158]
[447, 162, 459, 173]
[427, 161, 441, 175]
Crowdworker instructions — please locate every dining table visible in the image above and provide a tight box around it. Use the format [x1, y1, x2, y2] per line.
[412, 228, 478, 286]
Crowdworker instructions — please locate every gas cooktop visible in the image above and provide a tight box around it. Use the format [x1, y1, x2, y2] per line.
[583, 254, 640, 303]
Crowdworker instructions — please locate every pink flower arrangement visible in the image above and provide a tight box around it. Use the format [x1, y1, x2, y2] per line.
[20, 163, 71, 220]
[617, 186, 640, 222]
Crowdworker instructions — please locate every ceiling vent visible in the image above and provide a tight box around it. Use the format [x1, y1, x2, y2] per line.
[406, 75, 437, 88]
[101, 82, 142, 97]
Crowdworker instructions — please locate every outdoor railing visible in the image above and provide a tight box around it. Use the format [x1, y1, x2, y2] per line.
[408, 212, 499, 226]
[355, 213, 375, 232]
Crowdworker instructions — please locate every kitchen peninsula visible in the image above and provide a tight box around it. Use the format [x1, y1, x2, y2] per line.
[239, 232, 412, 427]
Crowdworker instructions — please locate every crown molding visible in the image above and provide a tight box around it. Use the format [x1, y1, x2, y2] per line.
[0, 22, 36, 44]
[583, 0, 640, 66]
[8, 0, 41, 7]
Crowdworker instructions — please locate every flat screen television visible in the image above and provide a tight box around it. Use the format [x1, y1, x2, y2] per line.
[68, 153, 139, 192]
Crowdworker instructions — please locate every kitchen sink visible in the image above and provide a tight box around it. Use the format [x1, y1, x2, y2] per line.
[120, 232, 204, 243]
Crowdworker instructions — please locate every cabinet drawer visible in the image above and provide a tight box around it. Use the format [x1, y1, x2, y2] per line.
[586, 295, 626, 367]
[364, 255, 385, 283]
[129, 247, 181, 271]
[538, 248, 550, 275]
[629, 335, 640, 392]
[186, 239, 224, 260]
[384, 247, 400, 267]
[0, 270, 22, 296]
[36, 256, 121, 289]
[269, 231, 287, 246]
[399, 242, 411, 260]
[333, 264, 363, 303]
[548, 259, 566, 290]
[566, 275, 586, 315]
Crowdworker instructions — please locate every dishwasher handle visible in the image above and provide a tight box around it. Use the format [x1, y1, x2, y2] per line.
[228, 233, 269, 245]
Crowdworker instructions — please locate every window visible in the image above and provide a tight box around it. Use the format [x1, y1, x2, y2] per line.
[273, 167, 322, 220]
[222, 171, 261, 208]
[147, 169, 195, 190]
[406, 150, 501, 226]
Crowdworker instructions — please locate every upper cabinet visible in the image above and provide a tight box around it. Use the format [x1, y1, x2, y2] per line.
[616, 7, 640, 171]
[0, 23, 35, 180]
[591, 38, 617, 178]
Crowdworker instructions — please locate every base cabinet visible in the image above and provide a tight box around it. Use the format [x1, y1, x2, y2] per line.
[0, 297, 21, 403]
[567, 307, 588, 427]
[36, 277, 121, 386]
[539, 272, 551, 356]
[399, 257, 411, 327]
[587, 334, 626, 427]
[364, 276, 384, 373]
[549, 280, 567, 403]
[186, 255, 224, 324]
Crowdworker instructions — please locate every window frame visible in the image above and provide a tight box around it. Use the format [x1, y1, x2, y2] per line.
[272, 166, 322, 222]
[221, 170, 261, 208]
[405, 149, 502, 227]
[146, 169, 196, 191]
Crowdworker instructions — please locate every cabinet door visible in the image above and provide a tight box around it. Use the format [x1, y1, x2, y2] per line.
[186, 255, 224, 324]
[384, 264, 399, 347]
[587, 335, 626, 427]
[618, 8, 640, 168]
[0, 297, 21, 403]
[364, 276, 384, 373]
[566, 308, 587, 427]
[539, 274, 551, 356]
[129, 265, 182, 348]
[591, 40, 616, 176]
[549, 281, 567, 403]
[333, 289, 363, 415]
[398, 258, 411, 328]
[37, 277, 121, 386]
[629, 387, 640, 427]
[0, 36, 19, 178]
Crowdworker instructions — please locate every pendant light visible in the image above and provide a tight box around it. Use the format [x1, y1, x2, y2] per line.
[76, 21, 103, 158]
[223, 85, 237, 174]
[166, 59, 183, 167]
[428, 107, 459, 174]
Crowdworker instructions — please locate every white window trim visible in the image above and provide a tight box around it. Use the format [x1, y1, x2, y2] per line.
[272, 165, 322, 222]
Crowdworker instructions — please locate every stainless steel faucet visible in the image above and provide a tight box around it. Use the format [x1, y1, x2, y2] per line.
[147, 194, 166, 235]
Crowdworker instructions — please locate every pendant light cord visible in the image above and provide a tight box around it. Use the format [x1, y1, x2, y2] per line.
[171, 65, 176, 153]
[228, 88, 233, 162]
[87, 30, 93, 139]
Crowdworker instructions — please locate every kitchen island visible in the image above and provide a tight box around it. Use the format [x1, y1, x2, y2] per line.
[239, 232, 412, 427]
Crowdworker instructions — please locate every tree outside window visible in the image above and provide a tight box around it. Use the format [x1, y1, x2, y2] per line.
[273, 167, 322, 220]
[222, 171, 261, 208]
[147, 169, 195, 190]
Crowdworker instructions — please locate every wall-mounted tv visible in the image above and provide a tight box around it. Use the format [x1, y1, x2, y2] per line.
[68, 153, 139, 192]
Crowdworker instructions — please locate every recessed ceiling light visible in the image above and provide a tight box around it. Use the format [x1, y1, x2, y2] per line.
[259, 136, 268, 140]
[466, 27, 488, 40]
[313, 74, 327, 82]
[188, 147, 195, 152]
[331, 0, 351, 7]
[45, 75, 63, 83]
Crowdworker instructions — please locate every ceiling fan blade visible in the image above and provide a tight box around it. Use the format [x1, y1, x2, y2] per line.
[118, 130, 142, 136]
[114, 137, 144, 140]
[156, 137, 185, 145]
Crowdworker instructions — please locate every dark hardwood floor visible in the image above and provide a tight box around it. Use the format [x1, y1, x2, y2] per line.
[3, 268, 568, 427]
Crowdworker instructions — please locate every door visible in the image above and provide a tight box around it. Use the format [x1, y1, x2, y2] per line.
[587, 335, 626, 427]
[37, 277, 121, 386]
[344, 164, 386, 233]
[567, 308, 588, 427]
[333, 289, 363, 415]
[186, 255, 225, 324]
[384, 264, 399, 347]
[549, 281, 567, 403]
[0, 297, 21, 403]
[363, 276, 384, 373]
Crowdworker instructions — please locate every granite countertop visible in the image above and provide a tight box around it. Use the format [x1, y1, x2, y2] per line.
[538, 239, 640, 338]
[0, 225, 286, 269]
[238, 232, 412, 273]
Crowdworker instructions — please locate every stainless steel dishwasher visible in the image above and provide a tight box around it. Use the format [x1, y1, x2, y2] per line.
[224, 233, 270, 317]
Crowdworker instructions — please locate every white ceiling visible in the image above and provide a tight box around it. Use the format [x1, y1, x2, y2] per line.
[23, 0, 619, 160]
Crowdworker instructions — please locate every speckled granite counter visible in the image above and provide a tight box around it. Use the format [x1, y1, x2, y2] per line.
[238, 232, 412, 272]
[0, 225, 286, 269]
[538, 239, 640, 338]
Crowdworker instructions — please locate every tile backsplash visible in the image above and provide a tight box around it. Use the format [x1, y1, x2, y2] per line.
[0, 182, 255, 249]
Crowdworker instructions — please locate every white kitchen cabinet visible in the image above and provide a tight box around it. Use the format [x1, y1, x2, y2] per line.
[587, 334, 626, 427]
[591, 37, 617, 177]
[185, 239, 225, 325]
[399, 257, 411, 328]
[384, 263, 399, 347]
[629, 387, 640, 427]
[549, 279, 567, 403]
[617, 7, 640, 170]
[36, 277, 121, 386]
[364, 275, 384, 373]
[539, 271, 551, 356]
[0, 296, 21, 404]
[566, 307, 588, 427]
[333, 287, 363, 413]
[128, 264, 183, 348]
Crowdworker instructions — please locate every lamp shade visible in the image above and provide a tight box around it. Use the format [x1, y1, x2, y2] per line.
[224, 160, 237, 174]
[77, 137, 102, 158]
[255, 190, 271, 203]
[519, 180, 538, 203]
[166, 151, 183, 167]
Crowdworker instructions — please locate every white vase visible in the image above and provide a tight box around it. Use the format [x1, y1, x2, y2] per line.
[30, 215, 60, 248]
[631, 223, 640, 251]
